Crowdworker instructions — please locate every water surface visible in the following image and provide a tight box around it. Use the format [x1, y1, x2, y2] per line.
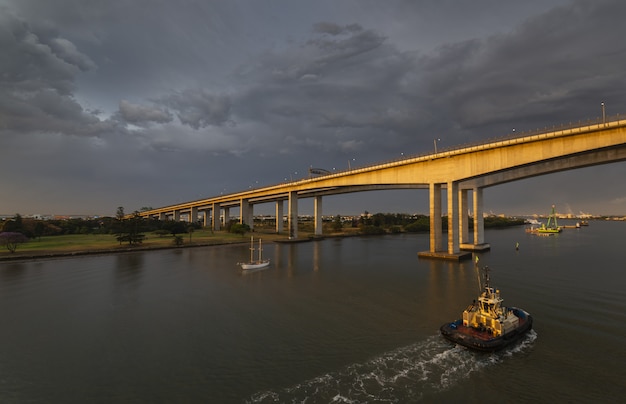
[1, 220, 624, 402]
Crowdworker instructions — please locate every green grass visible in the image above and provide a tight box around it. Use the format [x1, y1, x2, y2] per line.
[0, 222, 353, 260]
[0, 229, 293, 259]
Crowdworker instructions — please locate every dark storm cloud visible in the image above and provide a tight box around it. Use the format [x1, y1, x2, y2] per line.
[418, 0, 626, 136]
[231, 23, 423, 156]
[118, 100, 173, 126]
[0, 10, 80, 95]
[157, 89, 232, 129]
[0, 9, 112, 136]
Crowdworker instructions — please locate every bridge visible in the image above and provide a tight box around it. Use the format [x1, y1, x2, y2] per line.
[136, 116, 626, 260]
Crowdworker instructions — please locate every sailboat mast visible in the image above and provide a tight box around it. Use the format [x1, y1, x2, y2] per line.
[249, 236, 254, 262]
[258, 239, 263, 261]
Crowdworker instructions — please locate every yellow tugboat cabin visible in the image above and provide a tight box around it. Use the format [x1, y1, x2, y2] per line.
[462, 284, 519, 337]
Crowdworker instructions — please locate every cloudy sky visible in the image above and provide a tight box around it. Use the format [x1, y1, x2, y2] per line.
[1, 0, 625, 217]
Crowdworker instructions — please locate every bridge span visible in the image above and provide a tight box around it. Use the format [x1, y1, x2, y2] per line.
[137, 117, 626, 260]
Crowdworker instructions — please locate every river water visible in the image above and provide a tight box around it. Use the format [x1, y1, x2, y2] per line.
[1, 220, 624, 403]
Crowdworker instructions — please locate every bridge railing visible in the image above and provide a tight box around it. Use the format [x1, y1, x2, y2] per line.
[321, 112, 625, 177]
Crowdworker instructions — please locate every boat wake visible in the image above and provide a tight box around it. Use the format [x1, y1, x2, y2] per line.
[247, 331, 537, 403]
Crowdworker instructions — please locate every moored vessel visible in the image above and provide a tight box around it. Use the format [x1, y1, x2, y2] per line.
[440, 266, 533, 352]
[534, 204, 562, 234]
[238, 236, 270, 270]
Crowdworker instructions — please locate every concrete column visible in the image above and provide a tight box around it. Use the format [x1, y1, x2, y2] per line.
[429, 183, 442, 252]
[159, 212, 166, 221]
[275, 200, 284, 234]
[314, 196, 323, 236]
[203, 209, 210, 227]
[288, 191, 298, 239]
[223, 207, 230, 227]
[212, 203, 221, 231]
[240, 199, 252, 229]
[173, 210, 180, 221]
[447, 181, 459, 254]
[473, 187, 485, 244]
[190, 207, 198, 223]
[459, 188, 469, 245]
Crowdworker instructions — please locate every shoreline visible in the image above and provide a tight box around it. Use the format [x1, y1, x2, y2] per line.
[0, 231, 377, 263]
[0, 241, 252, 263]
[0, 220, 531, 263]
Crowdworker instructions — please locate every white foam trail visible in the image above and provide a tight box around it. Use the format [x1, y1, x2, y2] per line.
[247, 331, 537, 403]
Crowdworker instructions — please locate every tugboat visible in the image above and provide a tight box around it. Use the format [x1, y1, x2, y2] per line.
[440, 266, 533, 352]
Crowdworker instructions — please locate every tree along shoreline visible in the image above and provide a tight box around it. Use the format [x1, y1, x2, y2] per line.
[0, 215, 525, 262]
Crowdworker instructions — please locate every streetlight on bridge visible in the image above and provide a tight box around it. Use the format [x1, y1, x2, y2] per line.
[434, 138, 441, 153]
[601, 102, 606, 125]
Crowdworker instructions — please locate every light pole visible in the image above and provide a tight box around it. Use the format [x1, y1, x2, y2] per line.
[434, 138, 441, 153]
[348, 158, 355, 169]
[601, 102, 606, 125]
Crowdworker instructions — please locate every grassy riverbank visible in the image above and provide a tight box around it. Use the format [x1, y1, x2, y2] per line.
[0, 228, 297, 261]
[0, 216, 525, 261]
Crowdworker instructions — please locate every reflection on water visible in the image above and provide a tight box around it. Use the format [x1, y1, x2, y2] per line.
[0, 221, 624, 403]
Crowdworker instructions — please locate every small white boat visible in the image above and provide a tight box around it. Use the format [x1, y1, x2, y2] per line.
[239, 236, 270, 270]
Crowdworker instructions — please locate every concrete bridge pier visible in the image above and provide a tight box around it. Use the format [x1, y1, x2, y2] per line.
[223, 207, 230, 227]
[288, 191, 298, 239]
[459, 187, 490, 252]
[314, 196, 323, 236]
[275, 200, 284, 234]
[459, 188, 469, 245]
[212, 203, 221, 231]
[447, 181, 460, 254]
[203, 208, 210, 227]
[240, 199, 253, 230]
[427, 183, 442, 252]
[473, 187, 484, 244]
[190, 207, 198, 223]
[418, 182, 472, 261]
